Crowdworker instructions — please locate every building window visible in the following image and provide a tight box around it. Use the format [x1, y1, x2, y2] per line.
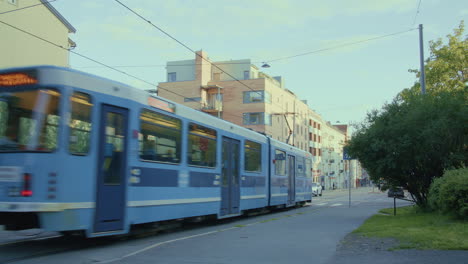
[243, 71, 250, 80]
[243, 112, 271, 125]
[184, 97, 201, 102]
[167, 72, 176, 82]
[243, 91, 271, 103]
[244, 140, 261, 172]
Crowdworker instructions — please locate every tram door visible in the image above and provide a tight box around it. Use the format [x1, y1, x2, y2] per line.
[220, 137, 240, 216]
[287, 155, 296, 206]
[94, 105, 128, 233]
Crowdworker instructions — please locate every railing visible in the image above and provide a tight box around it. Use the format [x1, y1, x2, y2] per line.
[201, 100, 223, 112]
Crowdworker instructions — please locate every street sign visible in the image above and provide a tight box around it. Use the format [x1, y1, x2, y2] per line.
[343, 147, 352, 160]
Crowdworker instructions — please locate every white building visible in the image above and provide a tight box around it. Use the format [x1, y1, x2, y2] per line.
[320, 122, 347, 189]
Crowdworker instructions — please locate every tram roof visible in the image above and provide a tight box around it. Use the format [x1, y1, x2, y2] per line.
[1, 65, 269, 143]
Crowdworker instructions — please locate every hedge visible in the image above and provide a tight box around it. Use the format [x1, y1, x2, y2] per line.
[428, 168, 468, 220]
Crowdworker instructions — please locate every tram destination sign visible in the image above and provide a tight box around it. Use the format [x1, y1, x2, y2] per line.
[0, 72, 38, 87]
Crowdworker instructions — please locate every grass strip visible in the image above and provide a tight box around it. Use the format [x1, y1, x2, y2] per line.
[353, 205, 468, 250]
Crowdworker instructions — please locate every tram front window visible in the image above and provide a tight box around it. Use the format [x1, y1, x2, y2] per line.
[0, 89, 60, 152]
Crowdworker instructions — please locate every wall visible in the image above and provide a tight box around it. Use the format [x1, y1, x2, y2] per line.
[166, 59, 196, 82]
[0, 0, 71, 68]
[212, 59, 251, 81]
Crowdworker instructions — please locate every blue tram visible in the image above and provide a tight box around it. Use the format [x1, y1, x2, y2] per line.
[0, 66, 313, 237]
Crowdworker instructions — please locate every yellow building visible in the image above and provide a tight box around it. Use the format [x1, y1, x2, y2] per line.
[158, 51, 347, 185]
[0, 0, 76, 68]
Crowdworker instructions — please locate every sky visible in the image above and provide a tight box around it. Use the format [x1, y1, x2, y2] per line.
[47, 0, 466, 126]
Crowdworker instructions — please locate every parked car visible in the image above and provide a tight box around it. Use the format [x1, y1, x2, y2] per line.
[388, 187, 404, 198]
[311, 182, 322, 197]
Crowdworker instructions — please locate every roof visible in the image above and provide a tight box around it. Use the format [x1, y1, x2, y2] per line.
[40, 0, 76, 33]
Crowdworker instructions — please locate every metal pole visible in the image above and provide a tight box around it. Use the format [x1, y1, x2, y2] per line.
[419, 24, 426, 95]
[292, 101, 296, 146]
[217, 86, 221, 118]
[348, 160, 351, 208]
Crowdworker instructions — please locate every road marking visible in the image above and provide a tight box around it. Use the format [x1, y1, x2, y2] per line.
[315, 203, 328, 206]
[98, 207, 323, 263]
[330, 203, 342, 207]
[98, 229, 226, 263]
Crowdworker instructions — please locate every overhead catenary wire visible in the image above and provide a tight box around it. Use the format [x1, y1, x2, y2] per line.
[111, 0, 290, 113]
[412, 0, 423, 27]
[112, 0, 358, 129]
[3, 1, 421, 128]
[0, 20, 157, 88]
[112, 0, 420, 125]
[264, 28, 418, 64]
[76, 61, 260, 69]
[0, 19, 248, 122]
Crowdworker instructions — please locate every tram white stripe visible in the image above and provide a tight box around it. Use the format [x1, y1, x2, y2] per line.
[0, 202, 94, 212]
[271, 193, 288, 197]
[128, 197, 221, 207]
[241, 195, 266, 200]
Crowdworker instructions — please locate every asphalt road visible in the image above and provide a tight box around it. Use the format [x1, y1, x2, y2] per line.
[1, 187, 466, 264]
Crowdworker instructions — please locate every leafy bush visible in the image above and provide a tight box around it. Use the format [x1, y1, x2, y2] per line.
[428, 176, 445, 210]
[428, 168, 468, 220]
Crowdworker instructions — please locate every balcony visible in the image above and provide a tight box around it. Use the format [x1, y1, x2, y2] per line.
[201, 100, 223, 113]
[201, 85, 223, 114]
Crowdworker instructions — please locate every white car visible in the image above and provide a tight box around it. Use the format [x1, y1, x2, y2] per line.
[311, 182, 322, 196]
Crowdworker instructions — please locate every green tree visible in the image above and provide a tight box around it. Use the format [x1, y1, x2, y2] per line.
[348, 90, 467, 208]
[401, 21, 467, 98]
[348, 22, 468, 208]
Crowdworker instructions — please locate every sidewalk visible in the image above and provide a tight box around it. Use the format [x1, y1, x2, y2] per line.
[328, 233, 468, 264]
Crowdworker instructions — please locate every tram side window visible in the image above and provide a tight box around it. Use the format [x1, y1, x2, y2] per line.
[69, 92, 92, 154]
[245, 140, 261, 172]
[305, 158, 312, 178]
[0, 89, 60, 152]
[139, 109, 181, 163]
[188, 123, 216, 167]
[0, 100, 8, 138]
[297, 157, 305, 176]
[275, 149, 286, 175]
